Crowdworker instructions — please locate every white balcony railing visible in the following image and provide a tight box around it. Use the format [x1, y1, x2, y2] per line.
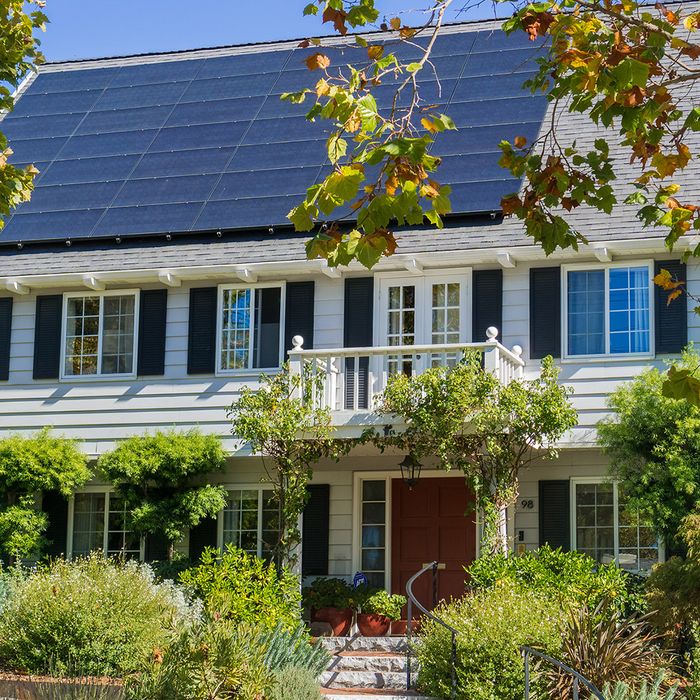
[287, 327, 525, 413]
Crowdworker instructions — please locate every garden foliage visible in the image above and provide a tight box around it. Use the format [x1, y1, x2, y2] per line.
[179, 545, 301, 630]
[416, 582, 567, 700]
[467, 545, 646, 615]
[0, 555, 194, 677]
[268, 667, 323, 700]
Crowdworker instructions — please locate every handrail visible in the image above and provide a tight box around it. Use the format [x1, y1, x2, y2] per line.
[405, 561, 459, 700]
[521, 646, 605, 700]
[289, 340, 526, 367]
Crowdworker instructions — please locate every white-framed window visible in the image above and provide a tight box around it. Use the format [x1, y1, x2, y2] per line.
[218, 488, 279, 560]
[216, 283, 285, 373]
[562, 262, 653, 359]
[61, 290, 139, 379]
[571, 479, 661, 573]
[68, 491, 143, 560]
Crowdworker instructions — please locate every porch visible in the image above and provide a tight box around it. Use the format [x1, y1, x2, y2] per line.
[287, 327, 525, 433]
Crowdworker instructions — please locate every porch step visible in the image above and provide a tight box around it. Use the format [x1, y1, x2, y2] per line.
[321, 691, 434, 700]
[326, 653, 408, 673]
[318, 635, 409, 654]
[320, 671, 408, 690]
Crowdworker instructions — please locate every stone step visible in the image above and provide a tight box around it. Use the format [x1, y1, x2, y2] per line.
[320, 671, 408, 690]
[321, 691, 435, 700]
[318, 636, 408, 654]
[327, 653, 408, 673]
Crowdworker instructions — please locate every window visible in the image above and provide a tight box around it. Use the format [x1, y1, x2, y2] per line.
[565, 264, 652, 357]
[70, 492, 141, 559]
[218, 285, 283, 372]
[62, 292, 138, 377]
[221, 488, 279, 560]
[572, 480, 660, 573]
[360, 480, 387, 588]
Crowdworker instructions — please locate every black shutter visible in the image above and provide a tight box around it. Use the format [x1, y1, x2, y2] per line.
[302, 484, 330, 576]
[530, 267, 561, 359]
[344, 278, 374, 410]
[539, 480, 570, 551]
[0, 297, 12, 381]
[138, 289, 168, 376]
[285, 281, 315, 352]
[145, 533, 171, 562]
[187, 287, 217, 375]
[42, 490, 68, 557]
[655, 260, 687, 354]
[33, 294, 63, 380]
[188, 516, 218, 562]
[472, 269, 503, 342]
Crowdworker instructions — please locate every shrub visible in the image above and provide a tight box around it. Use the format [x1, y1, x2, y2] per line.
[550, 603, 668, 699]
[261, 623, 330, 677]
[179, 545, 301, 630]
[9, 676, 124, 700]
[269, 667, 323, 700]
[416, 582, 567, 700]
[0, 555, 194, 677]
[302, 577, 353, 610]
[467, 545, 646, 615]
[604, 673, 680, 700]
[127, 614, 270, 700]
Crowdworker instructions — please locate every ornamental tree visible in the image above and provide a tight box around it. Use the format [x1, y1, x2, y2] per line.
[0, 1, 47, 226]
[598, 350, 700, 545]
[0, 428, 90, 560]
[289, 1, 700, 268]
[97, 430, 228, 560]
[376, 353, 577, 554]
[228, 363, 350, 567]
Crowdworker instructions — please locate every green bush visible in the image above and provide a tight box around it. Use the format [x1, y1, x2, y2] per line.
[127, 614, 270, 700]
[467, 545, 646, 615]
[604, 673, 680, 700]
[355, 587, 406, 620]
[416, 582, 567, 700]
[261, 623, 330, 676]
[179, 545, 301, 630]
[0, 555, 193, 677]
[301, 577, 353, 610]
[269, 667, 323, 700]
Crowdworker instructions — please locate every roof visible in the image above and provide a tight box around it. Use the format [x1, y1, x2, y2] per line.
[0, 19, 549, 247]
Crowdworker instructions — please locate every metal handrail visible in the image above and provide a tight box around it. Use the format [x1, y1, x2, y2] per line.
[405, 561, 459, 700]
[521, 646, 605, 700]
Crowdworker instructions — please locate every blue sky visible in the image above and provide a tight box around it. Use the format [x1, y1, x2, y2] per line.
[39, 1, 505, 62]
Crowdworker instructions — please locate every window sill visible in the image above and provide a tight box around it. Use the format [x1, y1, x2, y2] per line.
[215, 367, 282, 378]
[60, 373, 138, 383]
[559, 353, 655, 364]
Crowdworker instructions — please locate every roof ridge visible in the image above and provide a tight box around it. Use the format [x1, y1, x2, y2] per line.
[40, 15, 508, 70]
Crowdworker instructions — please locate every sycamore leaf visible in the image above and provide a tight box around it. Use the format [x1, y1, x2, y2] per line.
[288, 201, 317, 231]
[305, 52, 331, 71]
[303, 3, 318, 15]
[327, 134, 347, 164]
[662, 366, 700, 406]
[389, 17, 401, 30]
[367, 45, 383, 60]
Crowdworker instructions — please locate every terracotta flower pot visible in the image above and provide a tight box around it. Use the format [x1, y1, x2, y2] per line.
[357, 613, 391, 636]
[311, 606, 353, 636]
[391, 619, 421, 635]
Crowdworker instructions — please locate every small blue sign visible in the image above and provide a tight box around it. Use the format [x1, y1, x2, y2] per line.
[353, 571, 368, 588]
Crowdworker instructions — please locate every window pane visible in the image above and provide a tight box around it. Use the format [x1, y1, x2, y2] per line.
[101, 295, 135, 375]
[220, 288, 252, 370]
[252, 287, 281, 368]
[64, 295, 100, 376]
[72, 493, 105, 556]
[568, 270, 605, 355]
[608, 266, 650, 355]
[106, 495, 140, 558]
[361, 480, 386, 586]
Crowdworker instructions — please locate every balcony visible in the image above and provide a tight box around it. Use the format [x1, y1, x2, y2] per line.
[287, 328, 525, 432]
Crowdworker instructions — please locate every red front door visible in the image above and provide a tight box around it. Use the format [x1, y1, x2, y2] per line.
[391, 476, 476, 608]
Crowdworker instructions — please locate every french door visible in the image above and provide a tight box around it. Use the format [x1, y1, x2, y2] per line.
[377, 273, 470, 375]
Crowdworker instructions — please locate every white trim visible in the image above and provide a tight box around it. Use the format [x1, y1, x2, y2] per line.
[215, 281, 286, 376]
[561, 261, 655, 362]
[352, 469, 478, 591]
[569, 477, 664, 573]
[60, 289, 140, 381]
[67, 488, 145, 560]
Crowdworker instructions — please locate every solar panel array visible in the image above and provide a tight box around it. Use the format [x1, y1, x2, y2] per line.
[0, 28, 548, 245]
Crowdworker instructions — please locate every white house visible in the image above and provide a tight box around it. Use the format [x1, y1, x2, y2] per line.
[0, 17, 695, 600]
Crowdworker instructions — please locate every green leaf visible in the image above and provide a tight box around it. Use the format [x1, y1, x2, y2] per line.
[303, 3, 318, 15]
[327, 134, 347, 164]
[406, 62, 422, 73]
[288, 201, 317, 231]
[662, 366, 700, 406]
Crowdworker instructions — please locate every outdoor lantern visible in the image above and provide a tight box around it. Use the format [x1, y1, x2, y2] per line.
[399, 453, 422, 489]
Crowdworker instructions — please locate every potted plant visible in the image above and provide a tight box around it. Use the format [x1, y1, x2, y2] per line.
[356, 588, 407, 636]
[302, 578, 354, 636]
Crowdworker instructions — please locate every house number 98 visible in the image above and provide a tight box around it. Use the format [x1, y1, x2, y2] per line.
[520, 499, 534, 510]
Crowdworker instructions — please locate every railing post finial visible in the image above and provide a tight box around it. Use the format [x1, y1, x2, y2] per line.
[291, 335, 304, 350]
[512, 344, 523, 357]
[486, 326, 499, 342]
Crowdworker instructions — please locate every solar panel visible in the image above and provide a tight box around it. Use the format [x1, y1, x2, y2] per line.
[0, 26, 549, 244]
